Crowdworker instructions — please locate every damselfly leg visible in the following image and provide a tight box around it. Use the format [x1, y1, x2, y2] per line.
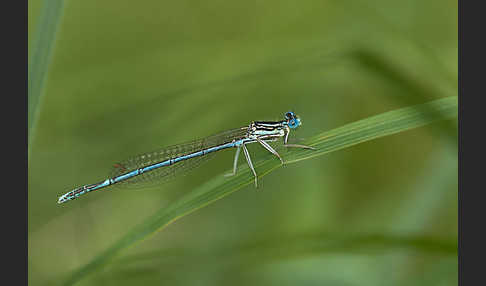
[284, 144, 316, 150]
[225, 146, 241, 177]
[242, 143, 258, 187]
[283, 126, 315, 150]
[256, 137, 284, 165]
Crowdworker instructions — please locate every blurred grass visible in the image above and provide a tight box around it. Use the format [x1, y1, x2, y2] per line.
[111, 232, 456, 267]
[93, 231, 454, 285]
[349, 49, 457, 142]
[28, 0, 457, 286]
[28, 0, 65, 155]
[61, 97, 456, 286]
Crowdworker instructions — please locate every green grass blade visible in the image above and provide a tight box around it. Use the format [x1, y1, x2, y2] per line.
[63, 96, 457, 286]
[28, 0, 66, 154]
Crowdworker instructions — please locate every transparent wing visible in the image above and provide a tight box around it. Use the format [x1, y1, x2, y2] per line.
[109, 128, 248, 189]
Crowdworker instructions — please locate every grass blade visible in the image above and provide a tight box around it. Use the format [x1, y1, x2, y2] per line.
[63, 96, 457, 286]
[28, 0, 66, 154]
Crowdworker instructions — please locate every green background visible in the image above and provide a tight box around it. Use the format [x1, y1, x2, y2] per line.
[28, 0, 457, 285]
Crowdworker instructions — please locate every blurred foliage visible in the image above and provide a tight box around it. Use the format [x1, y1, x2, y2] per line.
[28, 0, 65, 153]
[28, 0, 457, 286]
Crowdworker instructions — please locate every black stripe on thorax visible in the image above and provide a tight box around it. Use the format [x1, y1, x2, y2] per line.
[253, 121, 283, 131]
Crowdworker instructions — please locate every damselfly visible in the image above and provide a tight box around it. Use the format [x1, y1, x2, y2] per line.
[58, 111, 314, 204]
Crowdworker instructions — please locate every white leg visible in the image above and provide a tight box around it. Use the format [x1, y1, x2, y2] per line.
[256, 137, 284, 165]
[284, 127, 290, 144]
[284, 126, 315, 150]
[224, 146, 241, 177]
[242, 143, 258, 187]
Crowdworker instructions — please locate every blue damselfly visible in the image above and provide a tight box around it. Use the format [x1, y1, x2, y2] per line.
[58, 111, 314, 204]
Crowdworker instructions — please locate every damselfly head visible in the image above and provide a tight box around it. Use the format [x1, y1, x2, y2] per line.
[284, 111, 301, 129]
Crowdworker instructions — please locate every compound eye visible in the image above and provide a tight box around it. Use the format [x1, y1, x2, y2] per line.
[288, 116, 301, 129]
[285, 112, 294, 120]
